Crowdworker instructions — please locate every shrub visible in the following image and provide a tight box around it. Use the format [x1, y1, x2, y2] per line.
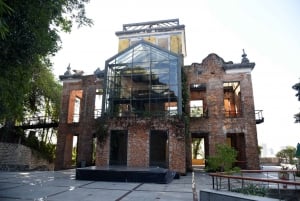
[232, 183, 268, 197]
[205, 144, 238, 172]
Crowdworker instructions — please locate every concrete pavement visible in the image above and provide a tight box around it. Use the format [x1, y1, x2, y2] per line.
[0, 169, 212, 201]
[1, 166, 290, 201]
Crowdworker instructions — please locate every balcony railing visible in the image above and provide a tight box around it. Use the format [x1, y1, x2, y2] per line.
[209, 169, 300, 199]
[255, 110, 264, 124]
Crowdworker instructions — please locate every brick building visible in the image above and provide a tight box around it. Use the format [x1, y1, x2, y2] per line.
[55, 19, 263, 173]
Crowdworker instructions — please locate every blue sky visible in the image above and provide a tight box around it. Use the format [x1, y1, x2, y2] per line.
[52, 0, 300, 156]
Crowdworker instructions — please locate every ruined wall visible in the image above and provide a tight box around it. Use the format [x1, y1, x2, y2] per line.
[95, 117, 186, 174]
[56, 53, 260, 171]
[184, 54, 260, 169]
[55, 75, 102, 170]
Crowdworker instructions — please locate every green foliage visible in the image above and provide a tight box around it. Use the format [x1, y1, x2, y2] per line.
[181, 70, 189, 113]
[72, 147, 77, 166]
[0, 125, 25, 143]
[205, 144, 238, 172]
[181, 70, 191, 144]
[294, 112, 300, 123]
[0, 0, 92, 126]
[276, 146, 296, 164]
[0, 0, 13, 39]
[39, 142, 56, 162]
[292, 81, 300, 101]
[232, 183, 268, 197]
[15, 130, 56, 162]
[95, 116, 108, 145]
[292, 81, 300, 123]
[23, 61, 62, 118]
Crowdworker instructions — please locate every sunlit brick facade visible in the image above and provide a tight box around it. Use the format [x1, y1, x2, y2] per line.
[55, 19, 262, 173]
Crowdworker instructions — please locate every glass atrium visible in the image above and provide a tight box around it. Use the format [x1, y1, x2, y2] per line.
[103, 41, 182, 117]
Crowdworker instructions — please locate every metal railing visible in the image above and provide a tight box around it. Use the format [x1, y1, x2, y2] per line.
[16, 116, 59, 129]
[255, 110, 264, 124]
[209, 170, 300, 198]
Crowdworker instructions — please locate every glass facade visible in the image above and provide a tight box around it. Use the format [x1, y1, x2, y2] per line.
[103, 41, 182, 117]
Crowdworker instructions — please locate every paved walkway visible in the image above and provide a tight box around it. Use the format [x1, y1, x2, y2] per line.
[1, 166, 294, 201]
[0, 169, 211, 201]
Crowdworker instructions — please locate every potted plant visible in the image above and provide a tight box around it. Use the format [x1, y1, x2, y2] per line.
[278, 166, 289, 180]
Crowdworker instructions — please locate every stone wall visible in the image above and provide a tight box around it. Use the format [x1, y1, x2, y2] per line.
[0, 142, 52, 171]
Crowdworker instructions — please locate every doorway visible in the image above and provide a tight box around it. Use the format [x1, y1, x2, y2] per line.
[109, 130, 128, 166]
[150, 130, 168, 168]
[227, 133, 246, 169]
[191, 133, 209, 168]
[72, 135, 78, 167]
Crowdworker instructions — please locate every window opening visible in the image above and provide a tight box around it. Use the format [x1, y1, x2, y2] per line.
[223, 82, 242, 117]
[68, 90, 83, 123]
[94, 89, 103, 118]
[73, 97, 80, 122]
[190, 100, 204, 117]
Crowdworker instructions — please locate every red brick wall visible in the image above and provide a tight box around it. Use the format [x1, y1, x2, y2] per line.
[184, 54, 260, 169]
[56, 53, 260, 172]
[95, 117, 186, 174]
[55, 75, 101, 170]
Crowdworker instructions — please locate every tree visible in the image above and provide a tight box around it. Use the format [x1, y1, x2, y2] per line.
[276, 146, 296, 164]
[292, 80, 300, 123]
[0, 0, 12, 39]
[0, 0, 92, 127]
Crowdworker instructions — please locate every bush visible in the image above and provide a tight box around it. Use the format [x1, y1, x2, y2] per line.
[232, 183, 268, 197]
[205, 144, 238, 172]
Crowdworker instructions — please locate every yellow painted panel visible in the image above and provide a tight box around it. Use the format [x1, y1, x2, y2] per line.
[192, 159, 205, 165]
[118, 39, 130, 52]
[144, 36, 156, 45]
[170, 35, 182, 54]
[226, 137, 231, 146]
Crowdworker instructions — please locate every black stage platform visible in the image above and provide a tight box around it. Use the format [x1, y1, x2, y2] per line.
[76, 166, 176, 184]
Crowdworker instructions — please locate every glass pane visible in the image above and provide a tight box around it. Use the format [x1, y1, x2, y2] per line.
[104, 42, 180, 117]
[133, 45, 151, 63]
[115, 49, 133, 64]
[165, 102, 177, 116]
[152, 61, 169, 85]
[169, 60, 178, 84]
[151, 49, 170, 62]
[169, 85, 178, 98]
